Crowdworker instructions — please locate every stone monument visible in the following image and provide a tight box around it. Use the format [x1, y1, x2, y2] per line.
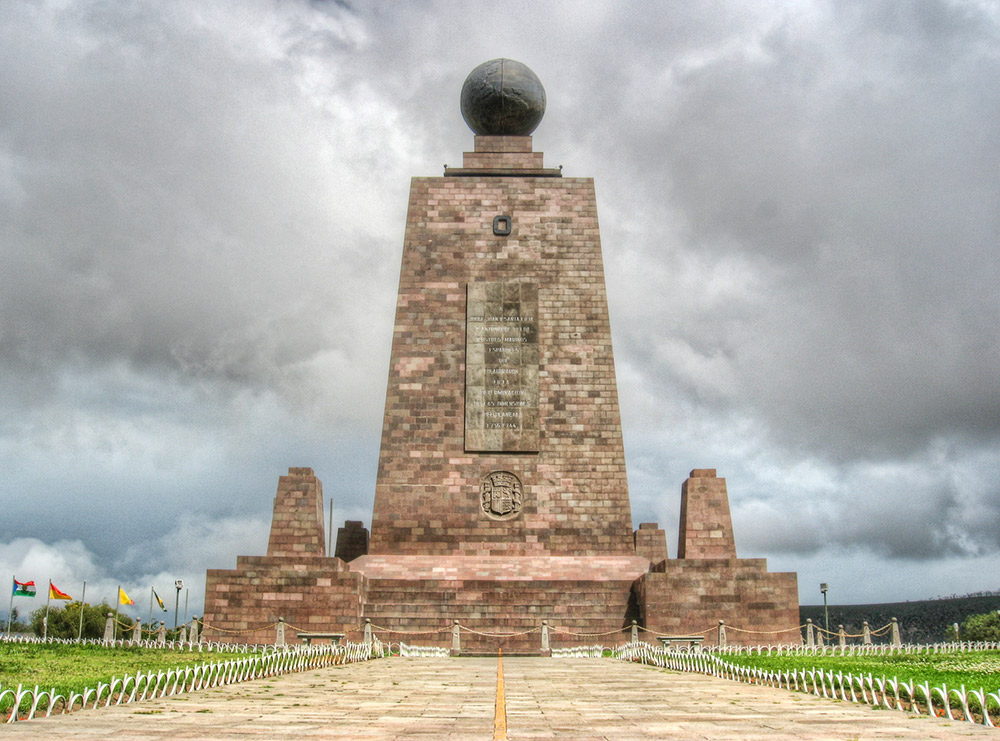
[203, 59, 799, 650]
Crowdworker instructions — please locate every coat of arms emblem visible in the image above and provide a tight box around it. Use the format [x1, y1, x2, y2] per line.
[481, 471, 523, 520]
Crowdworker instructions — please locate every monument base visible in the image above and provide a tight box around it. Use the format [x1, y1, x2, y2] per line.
[353, 554, 647, 653]
[202, 468, 800, 649]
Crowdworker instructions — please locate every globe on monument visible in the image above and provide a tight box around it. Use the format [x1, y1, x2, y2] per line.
[460, 58, 546, 136]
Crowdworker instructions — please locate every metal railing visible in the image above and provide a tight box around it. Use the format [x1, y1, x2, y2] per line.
[610, 640, 1000, 728]
[0, 640, 381, 723]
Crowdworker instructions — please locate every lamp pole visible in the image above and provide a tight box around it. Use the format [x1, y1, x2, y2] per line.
[820, 583, 829, 634]
[174, 580, 184, 630]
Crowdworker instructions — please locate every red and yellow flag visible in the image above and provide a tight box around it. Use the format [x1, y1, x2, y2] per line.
[119, 587, 134, 606]
[49, 582, 72, 600]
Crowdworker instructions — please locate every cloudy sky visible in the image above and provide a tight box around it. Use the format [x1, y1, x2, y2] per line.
[2, 0, 998, 622]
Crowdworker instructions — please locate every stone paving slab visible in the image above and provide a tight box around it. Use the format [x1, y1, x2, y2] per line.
[2, 657, 996, 739]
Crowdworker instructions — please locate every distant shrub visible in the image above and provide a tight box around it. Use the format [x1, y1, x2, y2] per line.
[800, 595, 1000, 643]
[4, 607, 30, 634]
[29, 601, 116, 639]
[960, 611, 1000, 641]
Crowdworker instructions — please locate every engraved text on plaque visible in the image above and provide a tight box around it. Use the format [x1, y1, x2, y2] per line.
[465, 281, 539, 452]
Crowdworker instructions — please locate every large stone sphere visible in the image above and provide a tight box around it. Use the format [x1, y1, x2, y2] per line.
[460, 59, 546, 136]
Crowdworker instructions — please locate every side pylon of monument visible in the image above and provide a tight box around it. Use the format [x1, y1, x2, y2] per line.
[203, 468, 362, 644]
[637, 469, 799, 640]
[202, 59, 799, 650]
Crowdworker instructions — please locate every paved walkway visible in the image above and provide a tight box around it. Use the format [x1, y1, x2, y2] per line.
[3, 657, 996, 739]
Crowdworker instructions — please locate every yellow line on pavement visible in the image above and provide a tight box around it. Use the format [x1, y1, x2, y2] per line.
[494, 649, 507, 740]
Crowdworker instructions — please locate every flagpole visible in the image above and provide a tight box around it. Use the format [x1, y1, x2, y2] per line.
[7, 575, 15, 634]
[77, 580, 87, 642]
[114, 585, 120, 641]
[148, 586, 154, 633]
[43, 581, 52, 640]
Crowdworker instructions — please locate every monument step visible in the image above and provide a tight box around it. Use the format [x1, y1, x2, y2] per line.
[350, 554, 650, 581]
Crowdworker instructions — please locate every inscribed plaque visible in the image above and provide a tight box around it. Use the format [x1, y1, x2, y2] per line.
[465, 281, 539, 452]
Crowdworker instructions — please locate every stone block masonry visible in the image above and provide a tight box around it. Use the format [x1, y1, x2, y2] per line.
[369, 134, 634, 557]
[638, 557, 800, 646]
[634, 522, 669, 564]
[266, 468, 325, 558]
[678, 469, 737, 559]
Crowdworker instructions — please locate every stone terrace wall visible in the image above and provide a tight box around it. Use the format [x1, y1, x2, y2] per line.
[203, 555, 363, 645]
[638, 559, 800, 646]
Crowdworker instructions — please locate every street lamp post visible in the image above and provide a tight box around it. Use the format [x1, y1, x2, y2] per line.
[820, 583, 829, 635]
[174, 580, 183, 630]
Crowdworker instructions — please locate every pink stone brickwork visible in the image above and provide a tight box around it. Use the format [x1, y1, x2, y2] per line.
[365, 577, 636, 653]
[266, 468, 326, 558]
[203, 555, 362, 644]
[369, 135, 634, 558]
[678, 469, 737, 559]
[353, 553, 648, 651]
[634, 522, 669, 565]
[637, 559, 800, 646]
[444, 136, 559, 176]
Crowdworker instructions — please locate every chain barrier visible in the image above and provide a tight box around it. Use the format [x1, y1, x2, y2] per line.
[635, 624, 716, 637]
[457, 625, 541, 638]
[200, 620, 281, 636]
[725, 624, 805, 635]
[349, 618, 920, 649]
[813, 622, 892, 639]
[367, 624, 451, 636]
[282, 621, 315, 634]
[552, 626, 628, 638]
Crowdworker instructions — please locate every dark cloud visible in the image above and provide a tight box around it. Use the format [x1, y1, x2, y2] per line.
[2, 0, 999, 612]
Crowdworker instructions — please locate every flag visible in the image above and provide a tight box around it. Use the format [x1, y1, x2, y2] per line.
[12, 579, 36, 597]
[49, 581, 72, 600]
[152, 588, 166, 611]
[119, 587, 134, 606]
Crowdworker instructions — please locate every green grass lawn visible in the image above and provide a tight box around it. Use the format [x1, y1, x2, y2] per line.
[723, 649, 1000, 695]
[0, 642, 220, 714]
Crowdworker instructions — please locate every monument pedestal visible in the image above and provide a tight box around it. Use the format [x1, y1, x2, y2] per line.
[352, 554, 647, 652]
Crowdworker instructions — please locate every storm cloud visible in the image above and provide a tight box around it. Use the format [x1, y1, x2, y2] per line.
[2, 0, 998, 616]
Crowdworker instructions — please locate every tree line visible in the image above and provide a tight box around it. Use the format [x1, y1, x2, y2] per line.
[800, 594, 1000, 643]
[5, 601, 181, 640]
